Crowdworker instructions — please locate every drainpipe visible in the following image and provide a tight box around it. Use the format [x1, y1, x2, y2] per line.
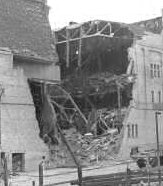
[162, 9, 163, 29]
[0, 87, 4, 146]
[162, 9, 163, 37]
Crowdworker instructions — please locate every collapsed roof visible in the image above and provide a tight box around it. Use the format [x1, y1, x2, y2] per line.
[0, 0, 58, 63]
[54, 17, 163, 112]
[55, 21, 134, 75]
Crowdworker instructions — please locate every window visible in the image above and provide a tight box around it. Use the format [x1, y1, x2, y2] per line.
[150, 64, 161, 78]
[130, 147, 139, 156]
[157, 65, 160, 77]
[127, 124, 138, 138]
[154, 64, 157, 77]
[127, 124, 130, 138]
[132, 124, 135, 138]
[12, 153, 25, 172]
[135, 124, 138, 137]
[158, 91, 161, 103]
[150, 64, 153, 78]
[151, 90, 154, 103]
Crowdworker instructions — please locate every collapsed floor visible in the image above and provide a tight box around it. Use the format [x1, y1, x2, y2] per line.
[29, 81, 130, 167]
[29, 21, 136, 167]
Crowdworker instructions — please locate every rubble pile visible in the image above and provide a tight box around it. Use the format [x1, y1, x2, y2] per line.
[67, 128, 122, 165]
[49, 127, 123, 167]
[48, 108, 126, 168]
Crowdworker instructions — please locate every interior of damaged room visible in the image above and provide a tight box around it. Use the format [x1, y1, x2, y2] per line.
[29, 20, 137, 167]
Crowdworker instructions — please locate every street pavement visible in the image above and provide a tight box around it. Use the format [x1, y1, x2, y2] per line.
[9, 160, 138, 186]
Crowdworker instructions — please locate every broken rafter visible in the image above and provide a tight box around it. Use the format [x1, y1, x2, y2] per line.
[49, 84, 88, 125]
[56, 33, 113, 44]
[98, 22, 112, 34]
[51, 99, 70, 121]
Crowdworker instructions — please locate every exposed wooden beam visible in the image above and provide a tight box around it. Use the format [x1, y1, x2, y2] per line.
[78, 26, 83, 67]
[56, 33, 113, 44]
[66, 29, 70, 67]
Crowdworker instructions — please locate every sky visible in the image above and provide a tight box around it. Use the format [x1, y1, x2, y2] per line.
[48, 0, 163, 29]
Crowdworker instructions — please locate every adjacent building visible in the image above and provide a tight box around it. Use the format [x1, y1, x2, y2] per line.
[120, 15, 163, 158]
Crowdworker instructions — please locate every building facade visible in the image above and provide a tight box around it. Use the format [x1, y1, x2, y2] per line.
[120, 29, 163, 158]
[0, 0, 60, 172]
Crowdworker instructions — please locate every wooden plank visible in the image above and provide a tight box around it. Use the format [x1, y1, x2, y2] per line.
[66, 29, 70, 68]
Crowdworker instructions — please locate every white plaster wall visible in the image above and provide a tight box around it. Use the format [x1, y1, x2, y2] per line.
[0, 48, 48, 171]
[120, 33, 163, 159]
[120, 107, 163, 159]
[14, 61, 60, 81]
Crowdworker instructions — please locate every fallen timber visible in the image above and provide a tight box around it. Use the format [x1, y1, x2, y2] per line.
[70, 169, 163, 186]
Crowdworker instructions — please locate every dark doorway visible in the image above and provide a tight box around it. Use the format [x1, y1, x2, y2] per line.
[1, 152, 5, 160]
[12, 153, 25, 172]
[0, 152, 5, 172]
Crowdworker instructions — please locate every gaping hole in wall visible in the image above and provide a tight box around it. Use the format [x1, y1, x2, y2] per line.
[57, 26, 133, 79]
[55, 21, 135, 135]
[28, 80, 59, 146]
[0, 152, 5, 173]
[28, 80, 44, 137]
[29, 21, 136, 167]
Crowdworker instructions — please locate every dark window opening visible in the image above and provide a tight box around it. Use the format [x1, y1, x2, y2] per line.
[151, 90, 154, 103]
[130, 146, 139, 156]
[157, 65, 160, 77]
[127, 124, 130, 138]
[1, 152, 5, 160]
[154, 64, 157, 77]
[135, 124, 138, 137]
[0, 152, 5, 169]
[150, 64, 153, 78]
[12, 153, 25, 172]
[132, 124, 134, 138]
[158, 91, 161, 103]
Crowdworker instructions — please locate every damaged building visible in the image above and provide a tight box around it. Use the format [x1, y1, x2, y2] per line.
[120, 15, 163, 158]
[53, 13, 163, 164]
[0, 0, 60, 172]
[0, 0, 163, 172]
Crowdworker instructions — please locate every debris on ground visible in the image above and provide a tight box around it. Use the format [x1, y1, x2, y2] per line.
[48, 107, 125, 168]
